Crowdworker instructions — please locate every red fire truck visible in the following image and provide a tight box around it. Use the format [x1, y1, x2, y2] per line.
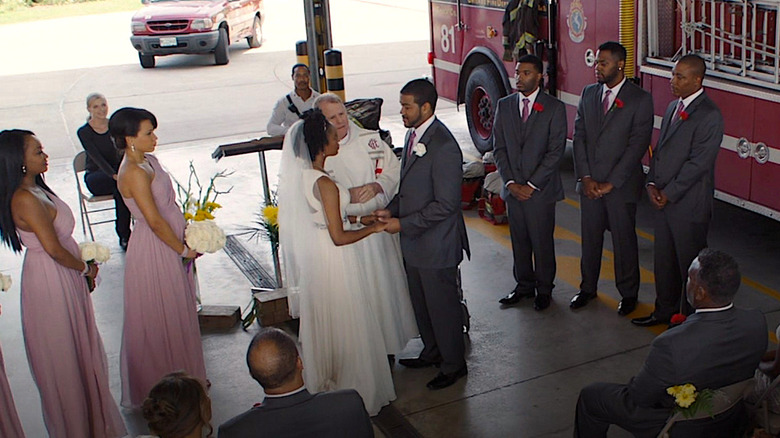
[429, 0, 780, 220]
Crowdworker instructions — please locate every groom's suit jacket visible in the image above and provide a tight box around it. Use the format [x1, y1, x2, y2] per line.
[387, 117, 470, 269]
[573, 80, 654, 202]
[492, 91, 566, 205]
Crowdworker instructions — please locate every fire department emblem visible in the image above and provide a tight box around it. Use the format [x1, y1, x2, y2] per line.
[368, 138, 379, 150]
[567, 0, 587, 44]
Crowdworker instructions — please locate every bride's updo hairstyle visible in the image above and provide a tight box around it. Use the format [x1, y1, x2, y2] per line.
[141, 371, 213, 438]
[302, 108, 332, 161]
[109, 107, 158, 150]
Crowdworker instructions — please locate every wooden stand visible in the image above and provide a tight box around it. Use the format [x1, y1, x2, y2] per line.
[198, 305, 241, 330]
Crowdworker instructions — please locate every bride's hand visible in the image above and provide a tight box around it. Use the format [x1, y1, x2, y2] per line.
[360, 214, 378, 226]
[369, 220, 389, 233]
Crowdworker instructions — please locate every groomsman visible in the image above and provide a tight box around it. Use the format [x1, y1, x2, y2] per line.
[493, 54, 567, 311]
[375, 79, 470, 390]
[569, 41, 654, 315]
[632, 54, 724, 327]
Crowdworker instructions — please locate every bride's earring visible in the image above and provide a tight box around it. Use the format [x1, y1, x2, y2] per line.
[131, 143, 136, 153]
[21, 165, 26, 174]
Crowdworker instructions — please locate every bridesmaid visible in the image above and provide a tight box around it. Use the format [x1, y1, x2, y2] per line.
[0, 129, 126, 437]
[0, 304, 25, 438]
[110, 108, 207, 408]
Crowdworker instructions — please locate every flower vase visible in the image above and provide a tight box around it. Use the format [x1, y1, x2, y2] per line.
[192, 260, 202, 312]
[272, 244, 282, 288]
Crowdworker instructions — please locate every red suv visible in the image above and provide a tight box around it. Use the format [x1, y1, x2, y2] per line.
[130, 0, 264, 68]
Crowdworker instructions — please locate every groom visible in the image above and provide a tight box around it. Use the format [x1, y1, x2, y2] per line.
[375, 78, 470, 390]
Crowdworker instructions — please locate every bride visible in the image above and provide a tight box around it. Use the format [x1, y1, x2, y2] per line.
[278, 109, 396, 416]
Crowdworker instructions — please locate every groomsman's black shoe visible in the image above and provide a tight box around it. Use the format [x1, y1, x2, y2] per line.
[617, 298, 638, 316]
[398, 357, 441, 369]
[533, 294, 551, 311]
[631, 314, 669, 327]
[569, 291, 597, 309]
[499, 289, 535, 305]
[427, 365, 467, 390]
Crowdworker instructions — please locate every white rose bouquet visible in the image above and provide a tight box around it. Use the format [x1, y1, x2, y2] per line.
[0, 273, 12, 292]
[185, 220, 227, 254]
[79, 241, 111, 291]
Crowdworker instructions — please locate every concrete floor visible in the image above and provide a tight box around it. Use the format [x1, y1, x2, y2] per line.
[3, 107, 779, 437]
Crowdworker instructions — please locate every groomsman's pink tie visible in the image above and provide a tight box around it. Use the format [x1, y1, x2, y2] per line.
[602, 89, 612, 114]
[673, 100, 685, 122]
[522, 98, 530, 122]
[406, 131, 417, 159]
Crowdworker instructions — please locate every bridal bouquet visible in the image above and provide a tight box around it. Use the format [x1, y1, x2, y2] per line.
[79, 241, 111, 291]
[0, 273, 11, 292]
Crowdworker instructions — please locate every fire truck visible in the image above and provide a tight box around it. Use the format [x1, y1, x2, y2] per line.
[429, 0, 780, 220]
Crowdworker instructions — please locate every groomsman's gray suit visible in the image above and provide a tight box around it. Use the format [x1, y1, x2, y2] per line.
[492, 90, 567, 297]
[573, 80, 653, 299]
[647, 93, 723, 319]
[387, 116, 470, 374]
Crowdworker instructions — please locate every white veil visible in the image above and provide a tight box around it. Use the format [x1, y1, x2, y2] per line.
[278, 120, 315, 318]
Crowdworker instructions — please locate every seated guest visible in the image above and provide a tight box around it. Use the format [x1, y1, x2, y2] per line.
[747, 323, 780, 415]
[77, 93, 132, 250]
[218, 328, 374, 438]
[575, 249, 766, 437]
[140, 372, 212, 438]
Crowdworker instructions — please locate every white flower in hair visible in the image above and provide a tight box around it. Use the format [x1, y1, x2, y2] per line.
[413, 143, 427, 157]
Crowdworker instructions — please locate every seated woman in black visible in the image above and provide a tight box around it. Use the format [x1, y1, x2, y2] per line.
[77, 93, 131, 250]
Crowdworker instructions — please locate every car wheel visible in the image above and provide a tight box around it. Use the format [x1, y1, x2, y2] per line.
[246, 16, 262, 48]
[214, 27, 229, 65]
[139, 53, 155, 69]
[465, 64, 506, 154]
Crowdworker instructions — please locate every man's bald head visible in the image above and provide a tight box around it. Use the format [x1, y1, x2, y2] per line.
[246, 328, 302, 393]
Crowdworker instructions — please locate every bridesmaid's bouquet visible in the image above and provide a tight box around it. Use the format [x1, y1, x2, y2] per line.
[185, 220, 227, 254]
[78, 241, 111, 292]
[0, 273, 12, 292]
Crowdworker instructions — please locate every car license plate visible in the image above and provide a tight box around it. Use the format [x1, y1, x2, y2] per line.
[159, 37, 177, 47]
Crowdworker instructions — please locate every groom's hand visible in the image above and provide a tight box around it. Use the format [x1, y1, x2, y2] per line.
[373, 209, 391, 220]
[381, 217, 401, 234]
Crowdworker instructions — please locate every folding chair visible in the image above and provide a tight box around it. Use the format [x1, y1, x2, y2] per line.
[747, 373, 780, 435]
[73, 151, 116, 240]
[657, 377, 755, 438]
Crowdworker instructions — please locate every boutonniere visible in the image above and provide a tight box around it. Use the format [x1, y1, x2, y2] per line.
[413, 143, 427, 157]
[532, 102, 544, 112]
[613, 98, 624, 109]
[680, 110, 689, 121]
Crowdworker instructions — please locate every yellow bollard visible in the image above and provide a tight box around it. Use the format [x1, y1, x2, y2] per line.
[324, 49, 345, 102]
[295, 40, 309, 67]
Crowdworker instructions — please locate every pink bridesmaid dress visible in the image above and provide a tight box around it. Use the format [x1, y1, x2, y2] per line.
[18, 191, 126, 438]
[0, 341, 24, 438]
[120, 154, 207, 408]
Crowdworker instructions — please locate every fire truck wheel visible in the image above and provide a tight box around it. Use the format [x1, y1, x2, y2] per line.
[215, 27, 230, 65]
[465, 64, 505, 154]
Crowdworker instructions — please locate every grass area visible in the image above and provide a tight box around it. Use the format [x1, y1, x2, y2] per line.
[0, 0, 140, 25]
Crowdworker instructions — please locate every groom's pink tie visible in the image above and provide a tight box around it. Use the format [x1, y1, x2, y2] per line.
[406, 131, 417, 159]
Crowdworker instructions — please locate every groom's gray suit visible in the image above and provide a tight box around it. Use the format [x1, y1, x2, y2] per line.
[387, 116, 470, 374]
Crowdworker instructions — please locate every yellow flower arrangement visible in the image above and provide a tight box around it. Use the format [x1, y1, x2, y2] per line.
[174, 162, 233, 223]
[666, 383, 715, 418]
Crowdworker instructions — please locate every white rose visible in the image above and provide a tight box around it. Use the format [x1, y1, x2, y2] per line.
[0, 274, 12, 292]
[413, 142, 427, 157]
[95, 244, 111, 263]
[79, 242, 97, 261]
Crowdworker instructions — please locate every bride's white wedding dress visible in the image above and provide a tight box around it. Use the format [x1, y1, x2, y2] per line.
[293, 168, 396, 416]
